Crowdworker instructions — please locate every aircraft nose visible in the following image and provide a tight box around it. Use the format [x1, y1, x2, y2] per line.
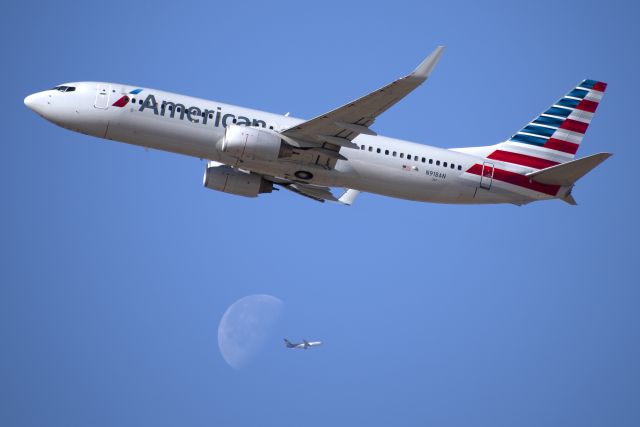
[24, 91, 49, 115]
[24, 93, 38, 109]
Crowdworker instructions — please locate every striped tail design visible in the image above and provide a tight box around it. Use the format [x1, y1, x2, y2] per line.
[489, 79, 607, 169]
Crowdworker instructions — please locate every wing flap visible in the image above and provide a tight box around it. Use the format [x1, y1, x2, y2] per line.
[281, 183, 339, 203]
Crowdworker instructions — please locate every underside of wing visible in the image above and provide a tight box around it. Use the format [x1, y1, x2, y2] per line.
[282, 182, 338, 203]
[266, 176, 360, 204]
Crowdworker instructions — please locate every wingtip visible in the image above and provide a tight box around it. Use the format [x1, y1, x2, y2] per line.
[594, 152, 614, 161]
[411, 45, 446, 80]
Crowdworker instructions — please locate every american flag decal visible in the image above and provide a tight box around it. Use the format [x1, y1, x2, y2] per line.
[402, 165, 418, 172]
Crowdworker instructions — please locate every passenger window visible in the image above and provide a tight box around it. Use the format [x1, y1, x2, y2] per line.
[400, 153, 404, 158]
[361, 144, 365, 150]
[407, 155, 412, 160]
[393, 151, 397, 157]
[443, 162, 448, 167]
[209, 114, 213, 119]
[436, 160, 440, 166]
[377, 148, 381, 153]
[421, 157, 426, 163]
[269, 126, 274, 129]
[131, 98, 136, 103]
[176, 107, 181, 112]
[369, 146, 373, 152]
[233, 119, 237, 123]
[139, 99, 143, 104]
[385, 149, 389, 155]
[458, 165, 462, 170]
[450, 163, 455, 169]
[429, 159, 433, 164]
[65, 87, 76, 92]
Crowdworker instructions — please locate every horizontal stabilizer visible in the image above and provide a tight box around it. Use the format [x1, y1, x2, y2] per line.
[526, 152, 612, 186]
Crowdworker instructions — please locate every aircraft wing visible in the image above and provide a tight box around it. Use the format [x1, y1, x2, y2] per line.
[281, 182, 338, 203]
[282, 46, 445, 154]
[267, 176, 360, 204]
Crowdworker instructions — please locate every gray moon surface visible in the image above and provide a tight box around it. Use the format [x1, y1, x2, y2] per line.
[217, 294, 284, 369]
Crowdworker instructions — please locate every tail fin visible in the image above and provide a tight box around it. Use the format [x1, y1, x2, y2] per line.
[284, 338, 292, 347]
[488, 79, 607, 169]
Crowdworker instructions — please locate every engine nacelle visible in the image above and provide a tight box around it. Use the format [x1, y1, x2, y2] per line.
[203, 162, 273, 198]
[218, 125, 292, 161]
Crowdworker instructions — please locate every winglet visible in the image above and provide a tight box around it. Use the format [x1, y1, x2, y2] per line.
[338, 189, 360, 206]
[410, 46, 445, 81]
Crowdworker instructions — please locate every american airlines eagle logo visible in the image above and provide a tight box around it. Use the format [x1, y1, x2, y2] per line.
[111, 88, 143, 107]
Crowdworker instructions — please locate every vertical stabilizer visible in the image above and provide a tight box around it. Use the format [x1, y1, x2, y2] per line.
[489, 79, 607, 169]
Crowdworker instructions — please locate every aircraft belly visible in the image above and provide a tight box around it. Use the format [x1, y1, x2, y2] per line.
[339, 160, 478, 203]
[239, 157, 484, 203]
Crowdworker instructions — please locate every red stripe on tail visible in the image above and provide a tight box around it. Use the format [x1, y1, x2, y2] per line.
[487, 150, 559, 169]
[576, 99, 599, 113]
[544, 138, 579, 154]
[593, 82, 607, 92]
[560, 119, 589, 134]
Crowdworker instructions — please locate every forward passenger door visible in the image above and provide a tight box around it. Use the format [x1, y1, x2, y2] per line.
[94, 84, 110, 109]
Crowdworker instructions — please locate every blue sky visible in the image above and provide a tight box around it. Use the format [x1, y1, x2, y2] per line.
[2, 1, 639, 426]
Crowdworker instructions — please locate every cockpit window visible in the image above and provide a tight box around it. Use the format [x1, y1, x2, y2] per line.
[51, 86, 76, 92]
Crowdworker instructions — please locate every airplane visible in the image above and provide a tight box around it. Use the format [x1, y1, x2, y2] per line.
[23, 46, 611, 206]
[284, 338, 322, 350]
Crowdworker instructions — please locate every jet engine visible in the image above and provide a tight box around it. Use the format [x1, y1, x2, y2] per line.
[218, 125, 293, 161]
[203, 162, 273, 197]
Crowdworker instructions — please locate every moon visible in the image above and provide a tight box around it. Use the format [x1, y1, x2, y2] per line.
[217, 294, 284, 369]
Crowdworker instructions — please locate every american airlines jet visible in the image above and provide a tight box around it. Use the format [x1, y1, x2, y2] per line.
[284, 339, 322, 350]
[23, 47, 610, 205]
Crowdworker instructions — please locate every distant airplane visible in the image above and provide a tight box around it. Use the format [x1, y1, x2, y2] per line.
[284, 338, 322, 350]
[24, 46, 611, 205]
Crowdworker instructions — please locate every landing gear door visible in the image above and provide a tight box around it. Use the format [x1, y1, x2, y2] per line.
[480, 162, 494, 190]
[94, 84, 110, 109]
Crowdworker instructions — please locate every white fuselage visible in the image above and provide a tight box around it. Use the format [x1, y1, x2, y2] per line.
[291, 342, 322, 349]
[24, 82, 566, 204]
